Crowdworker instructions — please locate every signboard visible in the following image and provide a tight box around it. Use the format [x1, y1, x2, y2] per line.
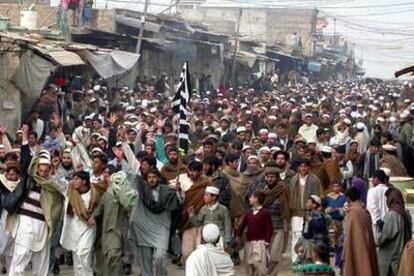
[308, 61, 322, 73]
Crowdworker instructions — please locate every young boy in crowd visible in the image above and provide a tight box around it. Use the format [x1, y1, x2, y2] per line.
[188, 186, 232, 250]
[235, 191, 273, 276]
[324, 181, 346, 250]
[295, 195, 330, 265]
[295, 243, 334, 276]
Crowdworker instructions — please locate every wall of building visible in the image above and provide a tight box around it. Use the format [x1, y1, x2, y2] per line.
[91, 8, 115, 32]
[0, 4, 57, 28]
[266, 9, 317, 57]
[178, 6, 317, 57]
[0, 52, 21, 135]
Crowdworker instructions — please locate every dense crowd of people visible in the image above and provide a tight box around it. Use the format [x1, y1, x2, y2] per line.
[0, 76, 414, 276]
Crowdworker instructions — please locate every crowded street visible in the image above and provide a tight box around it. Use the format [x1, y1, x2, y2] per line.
[0, 0, 413, 276]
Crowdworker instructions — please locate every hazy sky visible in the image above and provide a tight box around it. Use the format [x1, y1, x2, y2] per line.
[71, 0, 414, 79]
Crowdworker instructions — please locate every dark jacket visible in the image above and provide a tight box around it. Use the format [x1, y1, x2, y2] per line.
[210, 172, 232, 208]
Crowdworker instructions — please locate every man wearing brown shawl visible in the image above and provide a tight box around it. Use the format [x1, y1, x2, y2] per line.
[377, 188, 412, 276]
[343, 187, 379, 276]
[379, 144, 408, 177]
[160, 146, 187, 182]
[319, 146, 342, 191]
[222, 153, 246, 264]
[289, 158, 323, 262]
[257, 166, 290, 275]
[180, 160, 212, 262]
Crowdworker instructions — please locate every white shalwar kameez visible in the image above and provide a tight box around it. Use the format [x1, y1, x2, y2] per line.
[0, 210, 13, 270]
[60, 190, 96, 276]
[8, 191, 49, 276]
[186, 243, 234, 276]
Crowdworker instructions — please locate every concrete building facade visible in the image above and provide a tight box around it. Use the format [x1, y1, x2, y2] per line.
[177, 5, 318, 57]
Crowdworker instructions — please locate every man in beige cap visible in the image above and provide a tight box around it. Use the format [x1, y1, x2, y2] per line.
[379, 144, 407, 177]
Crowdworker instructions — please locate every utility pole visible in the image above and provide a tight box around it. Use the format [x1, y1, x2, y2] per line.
[333, 17, 337, 48]
[169, 0, 174, 15]
[231, 8, 242, 86]
[136, 0, 150, 54]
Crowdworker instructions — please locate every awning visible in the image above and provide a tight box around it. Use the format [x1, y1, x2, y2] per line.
[31, 45, 85, 66]
[395, 64, 414, 78]
[12, 50, 56, 98]
[83, 50, 140, 79]
[266, 49, 301, 61]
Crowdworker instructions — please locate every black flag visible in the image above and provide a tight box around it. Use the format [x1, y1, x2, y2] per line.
[171, 62, 192, 155]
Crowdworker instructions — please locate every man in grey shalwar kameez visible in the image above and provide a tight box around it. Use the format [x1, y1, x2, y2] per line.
[129, 169, 184, 276]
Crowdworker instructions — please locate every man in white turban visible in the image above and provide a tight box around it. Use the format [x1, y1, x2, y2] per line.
[185, 224, 234, 276]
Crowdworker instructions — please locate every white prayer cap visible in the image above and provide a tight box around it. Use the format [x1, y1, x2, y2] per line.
[382, 144, 397, 151]
[89, 97, 97, 103]
[87, 89, 94, 95]
[343, 118, 352, 125]
[150, 107, 157, 113]
[259, 146, 270, 153]
[39, 149, 50, 158]
[268, 132, 277, 139]
[380, 167, 391, 177]
[202, 224, 221, 244]
[97, 136, 108, 143]
[247, 155, 260, 162]
[356, 122, 365, 130]
[404, 99, 411, 104]
[304, 113, 313, 118]
[400, 112, 408, 119]
[91, 147, 104, 155]
[321, 146, 333, 153]
[93, 85, 101, 92]
[205, 186, 220, 195]
[322, 114, 330, 119]
[236, 126, 246, 133]
[310, 195, 322, 205]
[242, 145, 252, 152]
[307, 139, 316, 145]
[126, 106, 135, 112]
[63, 148, 71, 154]
[268, 115, 277, 121]
[377, 117, 385, 123]
[389, 116, 397, 123]
[38, 157, 51, 166]
[270, 105, 278, 110]
[270, 146, 281, 152]
[0, 144, 4, 149]
[259, 129, 269, 134]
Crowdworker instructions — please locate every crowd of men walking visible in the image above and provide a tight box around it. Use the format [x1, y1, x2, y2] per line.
[0, 76, 414, 276]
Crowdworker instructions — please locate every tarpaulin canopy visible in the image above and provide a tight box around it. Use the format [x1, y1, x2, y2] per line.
[12, 50, 56, 98]
[83, 50, 140, 79]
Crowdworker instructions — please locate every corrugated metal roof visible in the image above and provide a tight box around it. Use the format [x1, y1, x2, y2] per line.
[32, 45, 85, 66]
[47, 50, 85, 66]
